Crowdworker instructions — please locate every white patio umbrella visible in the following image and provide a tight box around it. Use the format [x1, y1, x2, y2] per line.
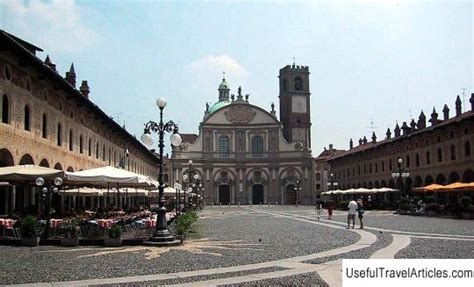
[62, 187, 104, 197]
[0, 165, 65, 181]
[66, 166, 158, 188]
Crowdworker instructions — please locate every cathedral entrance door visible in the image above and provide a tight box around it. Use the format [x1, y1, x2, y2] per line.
[252, 184, 264, 204]
[285, 184, 297, 205]
[218, 185, 231, 204]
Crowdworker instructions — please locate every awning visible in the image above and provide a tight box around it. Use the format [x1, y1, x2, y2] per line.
[66, 166, 158, 188]
[0, 165, 65, 182]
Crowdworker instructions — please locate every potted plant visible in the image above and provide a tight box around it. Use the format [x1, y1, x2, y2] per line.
[461, 196, 474, 219]
[61, 217, 81, 247]
[397, 197, 411, 215]
[175, 211, 198, 241]
[20, 215, 40, 246]
[425, 203, 439, 216]
[104, 225, 122, 247]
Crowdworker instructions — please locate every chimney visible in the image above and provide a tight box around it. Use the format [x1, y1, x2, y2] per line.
[358, 138, 363, 145]
[394, 123, 401, 137]
[429, 107, 439, 126]
[44, 55, 56, 71]
[442, 104, 449, 120]
[417, 111, 426, 129]
[329, 144, 333, 151]
[79, 80, 90, 98]
[386, 128, 392, 139]
[362, 136, 367, 144]
[471, 93, 474, 111]
[65, 63, 76, 88]
[349, 138, 353, 149]
[410, 119, 417, 131]
[401, 121, 410, 135]
[371, 132, 377, 143]
[455, 95, 462, 116]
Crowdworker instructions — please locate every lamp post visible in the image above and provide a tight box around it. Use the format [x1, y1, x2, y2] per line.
[141, 98, 182, 245]
[294, 180, 302, 205]
[183, 160, 201, 211]
[391, 157, 410, 205]
[35, 176, 63, 238]
[327, 173, 338, 202]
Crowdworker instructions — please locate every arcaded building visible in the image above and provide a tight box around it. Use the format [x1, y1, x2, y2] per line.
[172, 65, 315, 205]
[0, 31, 159, 215]
[327, 95, 474, 192]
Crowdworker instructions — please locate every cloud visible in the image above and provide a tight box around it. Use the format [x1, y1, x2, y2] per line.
[0, 0, 97, 53]
[185, 54, 248, 80]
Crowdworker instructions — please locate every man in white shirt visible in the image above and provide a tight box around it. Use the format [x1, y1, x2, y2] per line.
[347, 199, 358, 229]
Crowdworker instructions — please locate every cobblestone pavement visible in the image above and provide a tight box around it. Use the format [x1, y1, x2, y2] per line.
[1, 206, 473, 286]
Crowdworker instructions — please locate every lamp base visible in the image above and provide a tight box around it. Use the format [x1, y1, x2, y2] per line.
[143, 237, 181, 246]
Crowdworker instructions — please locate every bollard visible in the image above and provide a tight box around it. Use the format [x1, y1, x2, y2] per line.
[238, 202, 240, 207]
[268, 202, 270, 207]
[219, 202, 221, 207]
[211, 202, 214, 207]
[259, 202, 262, 207]
[228, 202, 230, 207]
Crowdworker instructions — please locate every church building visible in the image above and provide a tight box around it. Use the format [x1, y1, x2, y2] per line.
[171, 64, 315, 205]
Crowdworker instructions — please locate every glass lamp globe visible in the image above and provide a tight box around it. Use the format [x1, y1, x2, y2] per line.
[156, 98, 167, 109]
[170, 133, 182, 147]
[398, 158, 403, 164]
[53, 187, 59, 193]
[42, 187, 48, 193]
[54, 177, 63, 186]
[188, 159, 193, 165]
[36, 177, 45, 186]
[141, 133, 153, 147]
[182, 174, 188, 181]
[193, 174, 199, 180]
[187, 187, 193, 193]
[334, 182, 338, 186]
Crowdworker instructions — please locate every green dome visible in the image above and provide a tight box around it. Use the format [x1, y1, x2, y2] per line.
[219, 79, 229, 90]
[208, 100, 231, 114]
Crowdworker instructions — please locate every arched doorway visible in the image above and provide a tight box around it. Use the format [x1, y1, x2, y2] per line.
[218, 185, 230, 204]
[67, 166, 74, 172]
[19, 154, 34, 165]
[54, 163, 63, 170]
[414, 176, 423, 187]
[252, 184, 264, 204]
[436, 173, 447, 185]
[285, 184, 296, 204]
[425, 175, 434, 185]
[405, 177, 413, 193]
[448, 171, 460, 183]
[462, 169, 474, 183]
[0, 148, 14, 167]
[39, 158, 49, 167]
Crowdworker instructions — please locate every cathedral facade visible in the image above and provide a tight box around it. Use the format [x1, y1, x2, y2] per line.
[171, 64, 315, 205]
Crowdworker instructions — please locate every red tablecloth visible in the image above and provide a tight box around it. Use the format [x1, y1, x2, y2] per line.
[0, 219, 15, 228]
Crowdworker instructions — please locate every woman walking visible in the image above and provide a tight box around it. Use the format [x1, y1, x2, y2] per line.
[315, 202, 323, 221]
[357, 199, 365, 229]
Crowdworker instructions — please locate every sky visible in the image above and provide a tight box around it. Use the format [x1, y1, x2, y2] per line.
[0, 0, 472, 156]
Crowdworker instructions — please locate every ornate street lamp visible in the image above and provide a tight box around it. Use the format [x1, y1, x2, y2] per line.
[391, 157, 410, 205]
[327, 173, 339, 191]
[36, 176, 63, 238]
[183, 160, 201, 210]
[141, 98, 182, 246]
[294, 180, 302, 205]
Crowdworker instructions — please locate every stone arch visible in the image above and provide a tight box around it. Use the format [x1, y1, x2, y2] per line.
[414, 175, 423, 187]
[405, 177, 413, 192]
[368, 181, 373, 189]
[425, 175, 434, 185]
[39, 158, 49, 167]
[462, 169, 474, 183]
[19, 154, 34, 165]
[381, 180, 387, 187]
[67, 166, 74, 172]
[357, 182, 362, 188]
[278, 167, 303, 181]
[0, 148, 14, 167]
[435, 173, 447, 185]
[374, 181, 380, 188]
[362, 182, 367, 188]
[388, 179, 395, 188]
[54, 163, 63, 170]
[448, 171, 460, 183]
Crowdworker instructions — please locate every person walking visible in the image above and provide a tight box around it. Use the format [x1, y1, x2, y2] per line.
[315, 202, 323, 220]
[327, 200, 334, 220]
[347, 198, 358, 229]
[357, 199, 365, 229]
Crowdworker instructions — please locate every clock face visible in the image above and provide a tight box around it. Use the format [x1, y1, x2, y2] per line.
[291, 96, 307, 113]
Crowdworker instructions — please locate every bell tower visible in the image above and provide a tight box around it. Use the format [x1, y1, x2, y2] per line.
[279, 63, 311, 150]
